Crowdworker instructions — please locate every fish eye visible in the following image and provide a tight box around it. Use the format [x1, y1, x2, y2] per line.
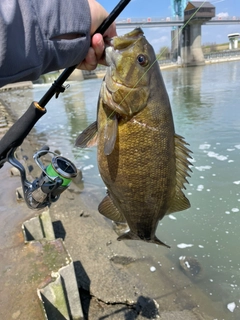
[137, 54, 148, 67]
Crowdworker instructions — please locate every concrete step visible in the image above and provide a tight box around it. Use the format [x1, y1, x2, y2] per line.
[22, 208, 55, 242]
[38, 261, 84, 320]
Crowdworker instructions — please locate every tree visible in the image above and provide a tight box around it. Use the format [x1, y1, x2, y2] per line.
[157, 46, 170, 60]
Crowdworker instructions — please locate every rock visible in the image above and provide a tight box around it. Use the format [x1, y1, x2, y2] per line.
[179, 256, 203, 280]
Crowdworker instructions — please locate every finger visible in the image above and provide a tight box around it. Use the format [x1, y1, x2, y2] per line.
[77, 47, 97, 71]
[91, 34, 105, 61]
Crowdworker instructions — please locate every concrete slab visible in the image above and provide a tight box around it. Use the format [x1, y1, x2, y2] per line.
[38, 262, 84, 320]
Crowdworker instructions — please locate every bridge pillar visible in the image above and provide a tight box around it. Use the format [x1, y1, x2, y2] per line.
[180, 1, 215, 67]
[181, 22, 205, 67]
[171, 27, 184, 61]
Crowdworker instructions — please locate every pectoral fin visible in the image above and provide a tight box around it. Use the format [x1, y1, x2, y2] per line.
[98, 195, 126, 222]
[104, 114, 118, 155]
[167, 134, 192, 214]
[75, 121, 98, 148]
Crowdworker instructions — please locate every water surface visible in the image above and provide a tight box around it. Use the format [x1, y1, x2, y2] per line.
[5, 61, 240, 318]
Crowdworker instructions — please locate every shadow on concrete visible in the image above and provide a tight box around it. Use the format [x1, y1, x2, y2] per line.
[40, 293, 68, 320]
[73, 260, 91, 319]
[52, 220, 66, 240]
[98, 295, 159, 320]
[23, 225, 35, 241]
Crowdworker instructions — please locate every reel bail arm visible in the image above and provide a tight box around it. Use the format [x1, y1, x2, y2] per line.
[6, 145, 78, 210]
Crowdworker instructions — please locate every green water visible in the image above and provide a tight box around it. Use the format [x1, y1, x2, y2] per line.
[7, 61, 240, 317]
[159, 62, 240, 314]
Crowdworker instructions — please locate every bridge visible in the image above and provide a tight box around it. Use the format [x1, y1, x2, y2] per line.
[115, 0, 240, 67]
[116, 16, 240, 29]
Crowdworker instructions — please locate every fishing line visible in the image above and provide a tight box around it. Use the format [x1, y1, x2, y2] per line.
[106, 0, 208, 120]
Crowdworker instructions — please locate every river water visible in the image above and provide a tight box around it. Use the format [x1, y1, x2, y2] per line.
[3, 60, 240, 318]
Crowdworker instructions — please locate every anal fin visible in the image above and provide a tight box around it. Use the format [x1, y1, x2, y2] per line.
[98, 195, 126, 223]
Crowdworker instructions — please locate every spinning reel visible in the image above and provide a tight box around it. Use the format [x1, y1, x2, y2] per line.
[6, 146, 77, 209]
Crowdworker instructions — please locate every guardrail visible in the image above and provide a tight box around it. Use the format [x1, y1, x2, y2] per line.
[204, 49, 240, 60]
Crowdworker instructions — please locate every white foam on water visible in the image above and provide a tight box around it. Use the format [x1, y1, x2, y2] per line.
[227, 302, 236, 312]
[207, 151, 228, 161]
[177, 243, 194, 249]
[179, 256, 185, 260]
[198, 245, 204, 248]
[195, 165, 212, 172]
[84, 155, 90, 159]
[169, 215, 177, 220]
[228, 160, 234, 163]
[197, 185, 204, 191]
[233, 181, 240, 185]
[82, 164, 94, 170]
[199, 143, 211, 150]
[235, 145, 240, 149]
[150, 266, 156, 272]
[231, 208, 239, 212]
[227, 148, 235, 151]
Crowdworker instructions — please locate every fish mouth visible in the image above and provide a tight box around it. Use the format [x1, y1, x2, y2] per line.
[105, 28, 145, 87]
[102, 28, 149, 116]
[111, 28, 144, 50]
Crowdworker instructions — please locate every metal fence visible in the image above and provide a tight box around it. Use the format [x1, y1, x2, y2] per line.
[204, 49, 240, 60]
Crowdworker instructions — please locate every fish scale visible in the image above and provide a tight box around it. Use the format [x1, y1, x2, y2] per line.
[76, 28, 192, 248]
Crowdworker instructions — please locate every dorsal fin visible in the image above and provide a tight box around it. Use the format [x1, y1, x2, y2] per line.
[167, 134, 192, 214]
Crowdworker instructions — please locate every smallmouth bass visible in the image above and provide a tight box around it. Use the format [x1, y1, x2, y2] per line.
[76, 28, 192, 248]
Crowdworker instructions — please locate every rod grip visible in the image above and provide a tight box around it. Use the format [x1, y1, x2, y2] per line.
[0, 102, 46, 160]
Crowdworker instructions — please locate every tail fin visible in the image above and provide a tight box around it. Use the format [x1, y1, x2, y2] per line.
[117, 231, 170, 248]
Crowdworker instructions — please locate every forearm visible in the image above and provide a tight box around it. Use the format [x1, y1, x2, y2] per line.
[0, 0, 91, 87]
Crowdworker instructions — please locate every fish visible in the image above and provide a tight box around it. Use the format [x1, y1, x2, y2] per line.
[76, 28, 192, 248]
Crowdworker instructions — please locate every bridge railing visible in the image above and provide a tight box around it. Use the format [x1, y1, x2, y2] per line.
[116, 16, 240, 26]
[116, 16, 182, 24]
[211, 16, 240, 21]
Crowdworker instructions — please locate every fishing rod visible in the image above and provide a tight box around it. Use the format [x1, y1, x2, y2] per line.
[0, 0, 131, 209]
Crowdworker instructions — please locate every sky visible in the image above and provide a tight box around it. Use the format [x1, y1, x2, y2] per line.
[99, 0, 240, 52]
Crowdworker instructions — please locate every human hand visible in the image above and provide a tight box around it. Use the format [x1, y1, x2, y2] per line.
[77, 0, 117, 71]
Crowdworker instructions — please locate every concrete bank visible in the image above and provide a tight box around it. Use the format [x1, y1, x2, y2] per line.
[0, 88, 235, 319]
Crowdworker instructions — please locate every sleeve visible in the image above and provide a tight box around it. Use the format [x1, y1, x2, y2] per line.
[0, 0, 91, 87]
